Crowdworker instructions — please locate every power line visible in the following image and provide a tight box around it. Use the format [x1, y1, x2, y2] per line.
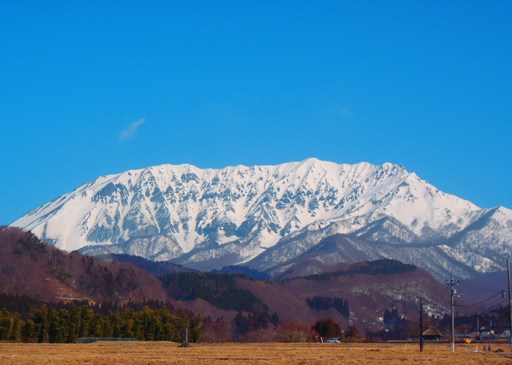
[457, 291, 505, 308]
[477, 299, 508, 313]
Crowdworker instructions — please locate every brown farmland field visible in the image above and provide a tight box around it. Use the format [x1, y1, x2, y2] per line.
[0, 342, 510, 365]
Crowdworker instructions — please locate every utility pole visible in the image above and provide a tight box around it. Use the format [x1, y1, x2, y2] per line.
[447, 276, 458, 353]
[507, 257, 512, 351]
[185, 327, 189, 345]
[419, 297, 424, 352]
[180, 327, 190, 347]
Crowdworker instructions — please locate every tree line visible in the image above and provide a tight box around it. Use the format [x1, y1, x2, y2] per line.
[0, 302, 200, 343]
[306, 296, 350, 318]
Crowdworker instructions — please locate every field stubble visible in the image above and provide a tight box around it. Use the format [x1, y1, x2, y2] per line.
[0, 341, 510, 365]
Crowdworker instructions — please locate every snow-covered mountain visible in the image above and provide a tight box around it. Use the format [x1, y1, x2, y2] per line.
[11, 159, 512, 279]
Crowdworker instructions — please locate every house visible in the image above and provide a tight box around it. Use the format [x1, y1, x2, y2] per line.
[422, 326, 443, 341]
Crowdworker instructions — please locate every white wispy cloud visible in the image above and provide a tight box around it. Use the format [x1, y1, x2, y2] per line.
[340, 105, 352, 117]
[119, 118, 145, 141]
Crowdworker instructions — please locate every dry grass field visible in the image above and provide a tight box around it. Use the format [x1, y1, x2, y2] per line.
[0, 342, 511, 365]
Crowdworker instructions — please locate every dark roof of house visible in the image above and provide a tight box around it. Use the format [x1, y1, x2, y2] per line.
[422, 326, 443, 337]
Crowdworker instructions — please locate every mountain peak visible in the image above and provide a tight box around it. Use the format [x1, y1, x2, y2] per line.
[10, 159, 508, 278]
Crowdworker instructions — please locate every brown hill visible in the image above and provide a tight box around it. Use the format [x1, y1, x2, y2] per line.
[236, 259, 451, 331]
[0, 227, 453, 337]
[0, 227, 167, 303]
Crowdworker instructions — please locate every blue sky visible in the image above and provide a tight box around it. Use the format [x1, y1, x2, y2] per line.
[1, 1, 511, 225]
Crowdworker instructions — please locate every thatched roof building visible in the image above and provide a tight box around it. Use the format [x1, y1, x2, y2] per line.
[422, 326, 443, 340]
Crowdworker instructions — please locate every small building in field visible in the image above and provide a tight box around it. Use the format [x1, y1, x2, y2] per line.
[422, 326, 443, 341]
